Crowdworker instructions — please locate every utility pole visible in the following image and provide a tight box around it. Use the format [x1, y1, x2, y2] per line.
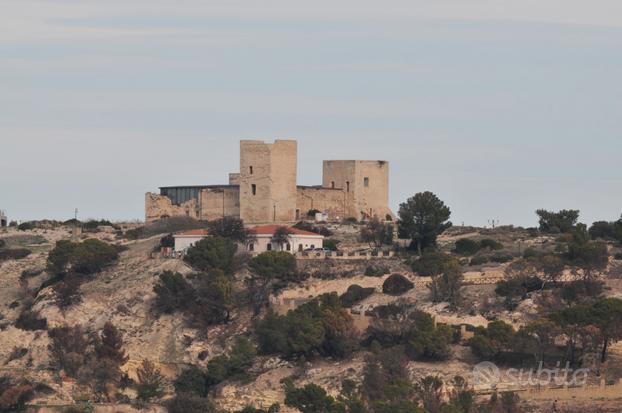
[488, 219, 499, 228]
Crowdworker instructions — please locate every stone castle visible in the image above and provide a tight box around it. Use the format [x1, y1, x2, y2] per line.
[145, 139, 393, 224]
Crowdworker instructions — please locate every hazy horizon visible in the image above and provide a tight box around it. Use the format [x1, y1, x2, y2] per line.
[2, 1, 621, 227]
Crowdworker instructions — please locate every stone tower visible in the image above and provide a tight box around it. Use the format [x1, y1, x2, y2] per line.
[322, 160, 392, 221]
[239, 140, 298, 224]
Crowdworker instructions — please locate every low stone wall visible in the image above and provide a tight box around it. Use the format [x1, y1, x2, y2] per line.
[295, 251, 395, 260]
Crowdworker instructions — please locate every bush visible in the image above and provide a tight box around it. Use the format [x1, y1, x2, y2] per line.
[54, 275, 83, 308]
[17, 221, 36, 231]
[165, 393, 217, 413]
[159, 234, 175, 249]
[127, 216, 207, 240]
[0, 248, 31, 261]
[469, 255, 490, 266]
[480, 238, 503, 251]
[153, 271, 195, 314]
[410, 251, 457, 276]
[615, 253, 622, 260]
[340, 285, 375, 307]
[15, 310, 47, 331]
[382, 274, 414, 296]
[536, 209, 579, 233]
[48, 325, 88, 377]
[207, 217, 249, 242]
[490, 252, 514, 263]
[256, 294, 358, 359]
[323, 239, 340, 251]
[47, 239, 118, 275]
[454, 238, 480, 255]
[184, 237, 237, 274]
[364, 264, 390, 277]
[522, 247, 540, 259]
[293, 221, 333, 237]
[136, 360, 165, 401]
[249, 252, 297, 281]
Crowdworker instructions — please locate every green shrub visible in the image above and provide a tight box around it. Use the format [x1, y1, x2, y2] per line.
[490, 252, 514, 263]
[184, 237, 237, 274]
[15, 310, 47, 331]
[255, 294, 357, 359]
[364, 264, 390, 277]
[410, 251, 457, 276]
[0, 248, 31, 261]
[469, 255, 490, 266]
[480, 238, 503, 250]
[340, 285, 375, 307]
[323, 239, 340, 251]
[382, 274, 414, 296]
[47, 239, 118, 275]
[207, 217, 249, 242]
[17, 221, 36, 231]
[522, 247, 540, 259]
[153, 271, 195, 314]
[249, 252, 297, 281]
[454, 238, 480, 255]
[165, 394, 217, 413]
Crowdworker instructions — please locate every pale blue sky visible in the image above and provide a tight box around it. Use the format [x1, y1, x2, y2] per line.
[1, 0, 621, 227]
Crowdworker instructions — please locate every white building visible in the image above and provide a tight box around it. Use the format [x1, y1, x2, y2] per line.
[173, 229, 210, 252]
[247, 225, 324, 253]
[173, 225, 324, 254]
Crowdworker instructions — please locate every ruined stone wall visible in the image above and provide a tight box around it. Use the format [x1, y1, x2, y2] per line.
[198, 187, 240, 221]
[322, 160, 392, 220]
[144, 193, 199, 223]
[296, 186, 351, 221]
[239, 140, 298, 224]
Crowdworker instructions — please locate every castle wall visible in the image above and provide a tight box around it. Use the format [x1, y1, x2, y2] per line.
[198, 187, 240, 221]
[145, 192, 199, 223]
[239, 140, 297, 224]
[296, 186, 351, 221]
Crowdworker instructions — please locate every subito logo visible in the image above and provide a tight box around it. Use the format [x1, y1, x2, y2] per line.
[473, 361, 500, 386]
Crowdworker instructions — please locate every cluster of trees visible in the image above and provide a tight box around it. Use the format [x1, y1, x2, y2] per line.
[454, 238, 503, 256]
[360, 217, 394, 248]
[170, 337, 256, 409]
[366, 305, 453, 362]
[46, 239, 120, 308]
[256, 293, 359, 360]
[48, 322, 128, 399]
[281, 352, 523, 413]
[409, 252, 464, 306]
[471, 298, 622, 367]
[496, 222, 610, 309]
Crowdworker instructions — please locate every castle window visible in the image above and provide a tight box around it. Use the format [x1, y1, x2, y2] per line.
[286, 243, 291, 251]
[364, 177, 369, 187]
[248, 243, 254, 252]
[331, 181, 335, 188]
[251, 184, 256, 195]
[267, 243, 272, 251]
[346, 181, 350, 192]
[250, 166, 253, 174]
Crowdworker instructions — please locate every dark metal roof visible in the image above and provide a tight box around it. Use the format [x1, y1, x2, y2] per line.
[159, 185, 239, 190]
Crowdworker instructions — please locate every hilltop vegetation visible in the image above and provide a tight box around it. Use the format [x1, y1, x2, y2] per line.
[0, 196, 621, 412]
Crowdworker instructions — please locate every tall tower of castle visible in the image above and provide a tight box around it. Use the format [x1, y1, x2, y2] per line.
[239, 140, 298, 224]
[323, 160, 392, 221]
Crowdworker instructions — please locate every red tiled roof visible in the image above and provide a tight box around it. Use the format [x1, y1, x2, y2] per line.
[175, 229, 210, 236]
[249, 224, 322, 237]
